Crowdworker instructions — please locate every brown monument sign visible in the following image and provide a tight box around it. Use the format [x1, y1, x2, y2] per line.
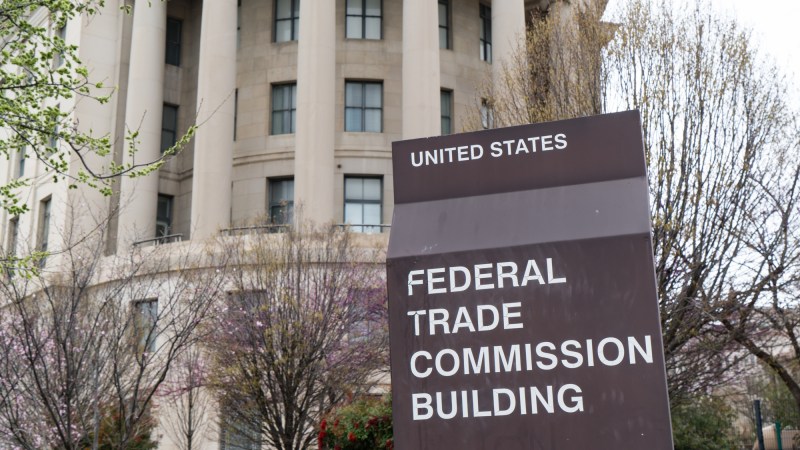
[387, 110, 673, 449]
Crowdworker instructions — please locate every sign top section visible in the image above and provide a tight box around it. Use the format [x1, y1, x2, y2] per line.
[392, 110, 645, 204]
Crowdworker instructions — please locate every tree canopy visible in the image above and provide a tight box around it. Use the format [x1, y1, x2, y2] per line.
[0, 0, 189, 216]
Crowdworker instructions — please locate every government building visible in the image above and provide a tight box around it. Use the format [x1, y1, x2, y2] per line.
[0, 0, 559, 251]
[0, 0, 584, 448]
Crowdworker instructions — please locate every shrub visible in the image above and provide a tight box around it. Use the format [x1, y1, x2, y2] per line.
[318, 395, 392, 450]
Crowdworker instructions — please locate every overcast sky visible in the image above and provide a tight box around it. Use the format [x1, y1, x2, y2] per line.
[605, 0, 800, 104]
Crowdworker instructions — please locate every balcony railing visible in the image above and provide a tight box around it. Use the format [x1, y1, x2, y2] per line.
[132, 234, 184, 247]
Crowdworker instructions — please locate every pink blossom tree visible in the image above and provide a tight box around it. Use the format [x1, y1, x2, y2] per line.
[207, 224, 388, 450]
[0, 218, 228, 449]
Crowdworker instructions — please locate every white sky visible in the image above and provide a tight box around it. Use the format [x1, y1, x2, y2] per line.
[605, 0, 800, 105]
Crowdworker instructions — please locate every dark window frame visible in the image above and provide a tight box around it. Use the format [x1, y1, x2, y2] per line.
[38, 196, 51, 253]
[441, 89, 453, 135]
[166, 17, 182, 66]
[479, 4, 492, 63]
[439, 0, 451, 50]
[133, 298, 158, 353]
[344, 81, 383, 133]
[161, 103, 179, 153]
[345, 0, 382, 40]
[344, 175, 383, 233]
[273, 0, 300, 42]
[7, 216, 19, 256]
[270, 83, 297, 135]
[268, 177, 294, 226]
[16, 147, 26, 179]
[156, 194, 174, 238]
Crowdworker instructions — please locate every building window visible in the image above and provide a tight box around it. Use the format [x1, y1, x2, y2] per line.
[268, 178, 294, 226]
[345, 81, 382, 132]
[37, 197, 51, 253]
[50, 124, 59, 149]
[16, 148, 26, 179]
[441, 90, 453, 135]
[439, 0, 450, 49]
[271, 83, 296, 135]
[7, 217, 19, 256]
[161, 104, 178, 153]
[53, 24, 66, 68]
[274, 0, 300, 42]
[346, 0, 381, 40]
[156, 195, 173, 238]
[234, 89, 239, 141]
[479, 4, 491, 62]
[480, 98, 494, 129]
[219, 406, 260, 450]
[134, 299, 158, 353]
[166, 18, 182, 66]
[344, 176, 382, 233]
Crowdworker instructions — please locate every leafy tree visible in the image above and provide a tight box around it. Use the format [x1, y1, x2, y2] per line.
[671, 395, 739, 450]
[473, 0, 800, 406]
[0, 0, 191, 216]
[207, 223, 389, 450]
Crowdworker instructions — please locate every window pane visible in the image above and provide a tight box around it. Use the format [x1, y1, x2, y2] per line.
[441, 117, 451, 135]
[439, 3, 447, 26]
[161, 130, 175, 151]
[293, 17, 300, 39]
[364, 109, 381, 132]
[363, 178, 381, 200]
[282, 87, 293, 109]
[365, 0, 381, 16]
[275, 20, 292, 42]
[365, 17, 380, 39]
[346, 0, 362, 15]
[272, 112, 284, 134]
[364, 84, 381, 108]
[346, 17, 362, 39]
[272, 86, 284, 109]
[364, 203, 381, 225]
[441, 91, 451, 114]
[345, 108, 363, 131]
[345, 83, 362, 107]
[290, 85, 297, 107]
[345, 203, 363, 226]
[163, 105, 178, 127]
[276, 0, 291, 19]
[166, 18, 181, 66]
[439, 28, 448, 49]
[345, 177, 363, 200]
[293, 0, 300, 15]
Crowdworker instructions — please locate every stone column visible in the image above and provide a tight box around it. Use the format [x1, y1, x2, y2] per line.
[402, 0, 440, 139]
[118, 0, 166, 247]
[190, 0, 237, 239]
[491, 0, 525, 95]
[294, 0, 336, 225]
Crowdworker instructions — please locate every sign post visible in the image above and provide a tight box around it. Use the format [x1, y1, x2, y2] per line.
[387, 111, 673, 449]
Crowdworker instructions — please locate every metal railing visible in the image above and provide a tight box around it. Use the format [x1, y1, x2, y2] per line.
[332, 224, 391, 233]
[221, 224, 290, 236]
[132, 233, 184, 247]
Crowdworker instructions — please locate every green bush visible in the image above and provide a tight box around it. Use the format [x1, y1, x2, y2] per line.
[671, 395, 738, 450]
[318, 395, 393, 450]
